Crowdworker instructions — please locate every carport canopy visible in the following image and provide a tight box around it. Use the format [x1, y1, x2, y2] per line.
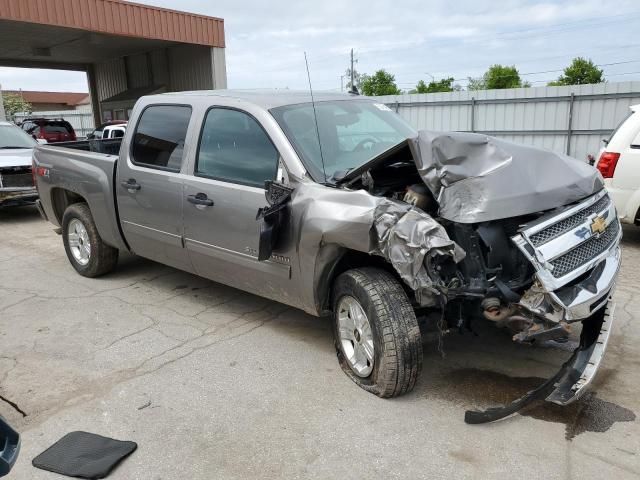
[0, 0, 226, 123]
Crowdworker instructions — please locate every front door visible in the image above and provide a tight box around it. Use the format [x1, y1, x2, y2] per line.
[183, 107, 291, 297]
[116, 104, 193, 272]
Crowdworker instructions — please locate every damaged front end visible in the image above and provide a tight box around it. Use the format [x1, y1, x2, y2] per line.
[409, 132, 621, 420]
[258, 124, 621, 421]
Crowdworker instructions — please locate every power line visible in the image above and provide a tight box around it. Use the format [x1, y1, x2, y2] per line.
[395, 43, 640, 78]
[356, 13, 640, 56]
[249, 11, 640, 76]
[393, 59, 640, 87]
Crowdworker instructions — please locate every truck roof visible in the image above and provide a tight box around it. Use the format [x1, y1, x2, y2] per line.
[159, 89, 371, 110]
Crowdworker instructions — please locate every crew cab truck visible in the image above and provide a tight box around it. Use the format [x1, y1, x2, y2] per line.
[33, 91, 621, 420]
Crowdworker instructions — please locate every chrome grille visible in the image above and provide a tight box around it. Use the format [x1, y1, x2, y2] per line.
[0, 167, 33, 188]
[550, 220, 620, 278]
[530, 195, 611, 246]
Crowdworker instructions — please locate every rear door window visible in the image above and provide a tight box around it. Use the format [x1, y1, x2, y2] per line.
[609, 111, 634, 145]
[196, 108, 278, 188]
[43, 122, 73, 134]
[131, 105, 192, 171]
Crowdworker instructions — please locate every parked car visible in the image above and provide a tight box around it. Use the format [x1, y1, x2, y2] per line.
[32, 91, 620, 420]
[597, 104, 640, 225]
[86, 120, 127, 140]
[20, 118, 76, 143]
[0, 121, 38, 206]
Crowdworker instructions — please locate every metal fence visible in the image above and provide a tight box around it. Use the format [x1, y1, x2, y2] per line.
[374, 81, 640, 162]
[14, 107, 95, 139]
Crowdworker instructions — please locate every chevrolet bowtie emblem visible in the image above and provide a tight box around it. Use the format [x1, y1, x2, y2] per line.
[590, 215, 607, 235]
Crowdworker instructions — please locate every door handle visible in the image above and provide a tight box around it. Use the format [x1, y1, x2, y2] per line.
[187, 193, 214, 207]
[121, 179, 141, 191]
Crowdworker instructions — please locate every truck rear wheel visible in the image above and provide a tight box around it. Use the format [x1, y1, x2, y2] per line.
[62, 203, 118, 277]
[332, 268, 423, 397]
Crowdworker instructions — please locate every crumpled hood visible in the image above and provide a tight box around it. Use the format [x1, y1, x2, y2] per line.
[410, 130, 604, 223]
[0, 148, 33, 168]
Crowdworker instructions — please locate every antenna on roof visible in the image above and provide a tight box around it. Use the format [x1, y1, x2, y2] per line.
[304, 52, 327, 184]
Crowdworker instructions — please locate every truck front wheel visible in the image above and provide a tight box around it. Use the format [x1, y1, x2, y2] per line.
[61, 203, 118, 277]
[332, 268, 423, 397]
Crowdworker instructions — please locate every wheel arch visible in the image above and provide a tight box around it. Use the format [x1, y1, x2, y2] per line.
[50, 187, 86, 226]
[313, 245, 411, 315]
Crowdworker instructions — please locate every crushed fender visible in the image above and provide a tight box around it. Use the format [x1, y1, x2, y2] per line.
[372, 200, 465, 306]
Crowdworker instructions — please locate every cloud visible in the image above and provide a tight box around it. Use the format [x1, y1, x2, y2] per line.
[1, 0, 639, 92]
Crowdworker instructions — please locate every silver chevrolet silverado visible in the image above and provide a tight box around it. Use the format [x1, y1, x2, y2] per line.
[33, 91, 621, 421]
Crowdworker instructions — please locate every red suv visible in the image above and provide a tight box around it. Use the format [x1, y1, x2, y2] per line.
[20, 118, 76, 143]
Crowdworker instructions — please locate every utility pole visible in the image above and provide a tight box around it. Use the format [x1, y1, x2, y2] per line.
[0, 84, 6, 122]
[351, 48, 355, 90]
[349, 48, 358, 93]
[350, 49, 355, 92]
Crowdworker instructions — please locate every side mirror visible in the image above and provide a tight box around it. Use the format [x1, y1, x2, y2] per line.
[0, 417, 20, 477]
[256, 181, 294, 261]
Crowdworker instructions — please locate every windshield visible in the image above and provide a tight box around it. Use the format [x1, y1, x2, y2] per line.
[0, 124, 37, 149]
[271, 100, 416, 182]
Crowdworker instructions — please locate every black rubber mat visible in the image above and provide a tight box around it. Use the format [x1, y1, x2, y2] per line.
[32, 431, 137, 479]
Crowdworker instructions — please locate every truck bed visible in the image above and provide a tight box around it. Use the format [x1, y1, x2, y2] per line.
[32, 143, 128, 251]
[54, 138, 122, 155]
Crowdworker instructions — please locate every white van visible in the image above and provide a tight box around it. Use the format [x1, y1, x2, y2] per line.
[597, 104, 640, 225]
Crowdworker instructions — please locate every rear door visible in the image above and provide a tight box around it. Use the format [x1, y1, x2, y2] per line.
[183, 106, 291, 297]
[116, 104, 194, 272]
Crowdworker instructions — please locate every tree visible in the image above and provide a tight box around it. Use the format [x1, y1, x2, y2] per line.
[547, 57, 604, 86]
[469, 65, 529, 90]
[410, 77, 456, 94]
[361, 70, 402, 96]
[344, 67, 363, 92]
[2, 93, 32, 121]
[466, 77, 486, 91]
[484, 64, 527, 89]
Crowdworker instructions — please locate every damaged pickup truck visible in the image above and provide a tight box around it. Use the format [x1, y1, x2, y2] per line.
[32, 91, 620, 420]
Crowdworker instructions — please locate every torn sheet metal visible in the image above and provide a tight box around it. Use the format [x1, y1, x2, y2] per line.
[373, 200, 464, 306]
[410, 131, 604, 223]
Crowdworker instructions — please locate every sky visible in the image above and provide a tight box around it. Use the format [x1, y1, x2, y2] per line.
[1, 0, 640, 93]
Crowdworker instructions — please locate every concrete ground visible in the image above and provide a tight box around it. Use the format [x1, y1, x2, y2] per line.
[0, 205, 638, 479]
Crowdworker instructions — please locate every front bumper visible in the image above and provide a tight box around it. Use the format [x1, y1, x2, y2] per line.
[465, 299, 614, 423]
[0, 188, 38, 206]
[547, 300, 614, 405]
[519, 247, 620, 323]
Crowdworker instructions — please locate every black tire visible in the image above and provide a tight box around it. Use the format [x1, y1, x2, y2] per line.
[62, 203, 118, 277]
[332, 267, 423, 398]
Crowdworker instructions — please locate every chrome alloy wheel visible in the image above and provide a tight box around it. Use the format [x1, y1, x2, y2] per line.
[68, 218, 91, 266]
[337, 296, 374, 377]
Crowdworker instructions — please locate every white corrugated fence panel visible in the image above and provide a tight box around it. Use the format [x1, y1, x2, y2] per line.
[374, 81, 640, 162]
